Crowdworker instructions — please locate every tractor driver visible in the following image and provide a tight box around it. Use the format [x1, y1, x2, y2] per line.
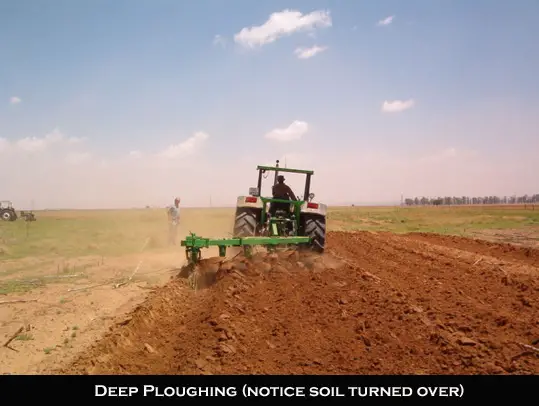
[270, 175, 297, 216]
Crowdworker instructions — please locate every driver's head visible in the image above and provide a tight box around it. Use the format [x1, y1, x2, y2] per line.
[277, 175, 285, 183]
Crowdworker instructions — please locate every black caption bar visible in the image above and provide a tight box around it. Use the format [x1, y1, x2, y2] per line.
[2, 375, 536, 403]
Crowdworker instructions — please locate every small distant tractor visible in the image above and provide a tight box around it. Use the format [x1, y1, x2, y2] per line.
[180, 160, 327, 264]
[0, 201, 17, 222]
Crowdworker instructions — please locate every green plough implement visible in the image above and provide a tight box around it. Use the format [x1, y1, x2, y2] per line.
[180, 232, 311, 265]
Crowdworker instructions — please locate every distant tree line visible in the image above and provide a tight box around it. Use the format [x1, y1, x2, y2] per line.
[403, 194, 539, 206]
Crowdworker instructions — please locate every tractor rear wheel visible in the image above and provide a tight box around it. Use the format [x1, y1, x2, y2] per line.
[0, 209, 15, 221]
[233, 207, 260, 237]
[303, 214, 326, 253]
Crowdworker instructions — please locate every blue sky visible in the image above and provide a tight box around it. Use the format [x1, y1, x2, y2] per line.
[1, 0, 537, 209]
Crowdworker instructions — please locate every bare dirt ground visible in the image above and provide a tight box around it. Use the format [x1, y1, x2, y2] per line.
[0, 250, 184, 374]
[55, 230, 538, 375]
[0, 208, 236, 375]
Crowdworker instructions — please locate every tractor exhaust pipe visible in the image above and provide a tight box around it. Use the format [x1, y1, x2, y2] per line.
[274, 159, 280, 185]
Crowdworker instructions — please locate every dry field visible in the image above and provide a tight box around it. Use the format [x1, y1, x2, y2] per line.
[1, 205, 538, 375]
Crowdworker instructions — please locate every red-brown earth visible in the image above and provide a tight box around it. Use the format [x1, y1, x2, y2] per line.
[59, 231, 539, 375]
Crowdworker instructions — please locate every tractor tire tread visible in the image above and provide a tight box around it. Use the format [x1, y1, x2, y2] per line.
[0, 209, 15, 222]
[233, 208, 259, 237]
[304, 214, 326, 253]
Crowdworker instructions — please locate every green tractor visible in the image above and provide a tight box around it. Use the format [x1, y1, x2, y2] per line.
[180, 160, 327, 265]
[232, 160, 326, 253]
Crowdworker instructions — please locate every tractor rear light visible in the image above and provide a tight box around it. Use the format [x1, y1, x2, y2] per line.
[307, 202, 319, 209]
[245, 197, 258, 203]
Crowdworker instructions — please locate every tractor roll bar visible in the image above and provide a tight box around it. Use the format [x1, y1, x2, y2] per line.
[255, 160, 314, 201]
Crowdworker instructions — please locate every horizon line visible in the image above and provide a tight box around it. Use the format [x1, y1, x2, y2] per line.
[27, 201, 537, 211]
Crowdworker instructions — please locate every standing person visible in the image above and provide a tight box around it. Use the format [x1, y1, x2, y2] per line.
[168, 197, 181, 245]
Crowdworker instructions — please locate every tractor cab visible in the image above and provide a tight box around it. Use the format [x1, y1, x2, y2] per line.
[245, 160, 318, 237]
[232, 159, 327, 252]
[248, 159, 315, 199]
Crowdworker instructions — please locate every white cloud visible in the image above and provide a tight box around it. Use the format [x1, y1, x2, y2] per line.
[159, 131, 209, 159]
[377, 15, 394, 26]
[16, 137, 47, 152]
[213, 34, 227, 48]
[0, 128, 216, 209]
[1, 101, 535, 210]
[294, 45, 328, 59]
[67, 136, 86, 144]
[9, 96, 21, 105]
[264, 120, 309, 142]
[234, 9, 332, 48]
[381, 99, 415, 113]
[15, 128, 66, 152]
[0, 128, 85, 155]
[65, 152, 92, 165]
